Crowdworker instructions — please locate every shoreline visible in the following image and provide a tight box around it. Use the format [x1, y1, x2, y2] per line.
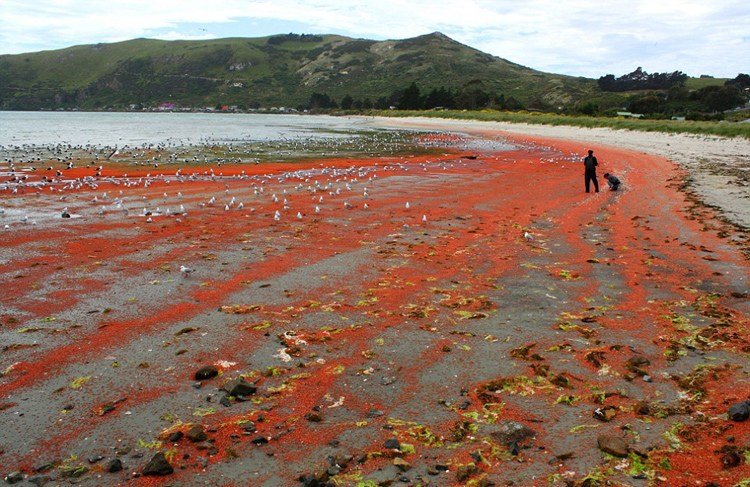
[364, 115, 750, 231]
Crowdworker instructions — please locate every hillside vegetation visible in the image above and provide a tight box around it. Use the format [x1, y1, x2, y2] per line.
[0, 32, 598, 110]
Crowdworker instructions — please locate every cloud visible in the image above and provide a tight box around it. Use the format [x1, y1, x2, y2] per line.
[0, 0, 747, 77]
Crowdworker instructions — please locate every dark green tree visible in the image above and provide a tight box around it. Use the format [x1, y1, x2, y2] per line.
[397, 82, 423, 110]
[340, 94, 354, 110]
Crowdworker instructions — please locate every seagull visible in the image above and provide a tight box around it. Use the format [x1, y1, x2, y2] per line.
[296, 212, 303, 219]
[422, 214, 427, 223]
[523, 231, 533, 241]
[274, 210, 281, 221]
[405, 202, 410, 209]
[315, 206, 320, 213]
[179, 265, 194, 276]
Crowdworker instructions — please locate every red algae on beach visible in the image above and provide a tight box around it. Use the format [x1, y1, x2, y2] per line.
[0, 129, 748, 486]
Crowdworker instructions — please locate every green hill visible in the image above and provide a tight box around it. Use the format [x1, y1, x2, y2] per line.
[0, 32, 601, 110]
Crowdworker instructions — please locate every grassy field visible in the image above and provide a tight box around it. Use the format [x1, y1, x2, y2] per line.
[369, 109, 750, 139]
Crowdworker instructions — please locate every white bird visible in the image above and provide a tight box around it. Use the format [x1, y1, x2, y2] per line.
[274, 210, 281, 221]
[523, 231, 533, 241]
[296, 212, 303, 219]
[225, 204, 230, 211]
[237, 202, 244, 210]
[146, 217, 153, 223]
[315, 206, 320, 213]
[405, 202, 410, 209]
[180, 265, 194, 276]
[422, 214, 427, 223]
[363, 203, 369, 209]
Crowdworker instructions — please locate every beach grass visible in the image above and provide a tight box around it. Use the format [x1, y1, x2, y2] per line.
[368, 109, 750, 139]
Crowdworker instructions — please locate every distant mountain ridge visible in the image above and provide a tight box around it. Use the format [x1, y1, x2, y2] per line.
[0, 32, 600, 110]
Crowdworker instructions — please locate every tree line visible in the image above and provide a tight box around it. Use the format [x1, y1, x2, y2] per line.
[598, 67, 688, 92]
[306, 80, 525, 112]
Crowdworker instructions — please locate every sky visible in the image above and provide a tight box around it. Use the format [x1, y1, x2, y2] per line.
[0, 0, 748, 78]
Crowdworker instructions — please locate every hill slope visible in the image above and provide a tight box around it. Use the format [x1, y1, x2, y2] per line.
[0, 32, 599, 110]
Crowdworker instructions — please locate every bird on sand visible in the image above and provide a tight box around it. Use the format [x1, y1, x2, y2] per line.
[180, 265, 194, 276]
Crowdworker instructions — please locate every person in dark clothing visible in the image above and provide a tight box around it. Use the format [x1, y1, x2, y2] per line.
[603, 173, 621, 190]
[583, 150, 599, 193]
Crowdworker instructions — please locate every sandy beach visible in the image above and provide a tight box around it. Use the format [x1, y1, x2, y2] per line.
[368, 116, 750, 232]
[0, 116, 748, 486]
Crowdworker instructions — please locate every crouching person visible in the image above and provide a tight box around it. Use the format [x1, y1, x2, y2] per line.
[603, 173, 621, 191]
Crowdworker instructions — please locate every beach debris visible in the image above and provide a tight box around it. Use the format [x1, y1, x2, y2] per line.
[490, 420, 536, 448]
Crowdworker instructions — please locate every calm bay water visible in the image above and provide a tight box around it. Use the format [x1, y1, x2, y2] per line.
[0, 112, 374, 147]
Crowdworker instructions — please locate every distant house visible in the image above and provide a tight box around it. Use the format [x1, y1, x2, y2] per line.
[158, 102, 176, 111]
[671, 116, 686, 122]
[616, 111, 644, 119]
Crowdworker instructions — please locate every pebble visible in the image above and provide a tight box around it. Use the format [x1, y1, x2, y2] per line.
[107, 458, 123, 473]
[597, 434, 629, 457]
[4, 472, 23, 484]
[186, 425, 208, 442]
[142, 452, 173, 476]
[194, 365, 219, 381]
[221, 378, 257, 397]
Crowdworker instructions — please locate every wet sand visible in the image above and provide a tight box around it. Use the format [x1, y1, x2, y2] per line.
[0, 127, 748, 486]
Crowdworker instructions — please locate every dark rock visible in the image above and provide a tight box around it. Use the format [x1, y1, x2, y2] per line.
[380, 376, 397, 385]
[186, 425, 208, 442]
[219, 395, 232, 407]
[305, 412, 323, 422]
[194, 365, 219, 381]
[366, 407, 384, 418]
[490, 420, 536, 446]
[435, 464, 449, 471]
[168, 431, 184, 442]
[87, 455, 104, 464]
[384, 438, 400, 449]
[242, 421, 257, 433]
[4, 472, 23, 484]
[393, 457, 411, 471]
[27, 476, 50, 487]
[728, 401, 750, 422]
[142, 452, 173, 476]
[456, 463, 478, 481]
[597, 435, 629, 457]
[221, 378, 257, 397]
[251, 436, 269, 446]
[61, 211, 70, 218]
[107, 459, 123, 473]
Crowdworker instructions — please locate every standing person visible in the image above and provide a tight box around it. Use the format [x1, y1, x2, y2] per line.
[583, 149, 599, 193]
